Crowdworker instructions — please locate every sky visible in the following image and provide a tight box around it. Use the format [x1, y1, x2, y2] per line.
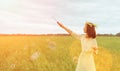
[0, 0, 120, 34]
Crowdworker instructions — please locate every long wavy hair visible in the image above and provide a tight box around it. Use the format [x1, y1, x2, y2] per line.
[86, 22, 96, 38]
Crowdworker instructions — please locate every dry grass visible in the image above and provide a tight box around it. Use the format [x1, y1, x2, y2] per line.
[0, 35, 119, 71]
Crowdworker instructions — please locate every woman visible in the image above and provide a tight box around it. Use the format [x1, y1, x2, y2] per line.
[56, 21, 98, 71]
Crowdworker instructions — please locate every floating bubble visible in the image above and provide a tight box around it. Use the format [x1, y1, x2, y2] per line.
[48, 41, 56, 50]
[30, 51, 40, 61]
[10, 64, 16, 69]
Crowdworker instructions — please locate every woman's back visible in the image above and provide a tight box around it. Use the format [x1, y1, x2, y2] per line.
[81, 35, 97, 53]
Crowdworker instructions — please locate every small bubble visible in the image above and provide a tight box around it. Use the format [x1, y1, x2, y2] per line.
[10, 64, 16, 69]
[48, 41, 56, 50]
[30, 51, 40, 61]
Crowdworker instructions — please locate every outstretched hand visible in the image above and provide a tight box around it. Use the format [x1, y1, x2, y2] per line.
[57, 21, 63, 27]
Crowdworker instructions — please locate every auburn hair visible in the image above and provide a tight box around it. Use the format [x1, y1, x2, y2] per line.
[86, 22, 96, 38]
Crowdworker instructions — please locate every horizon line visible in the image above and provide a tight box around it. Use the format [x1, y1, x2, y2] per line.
[0, 33, 118, 36]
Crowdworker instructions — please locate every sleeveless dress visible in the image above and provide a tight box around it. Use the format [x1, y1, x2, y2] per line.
[71, 32, 98, 71]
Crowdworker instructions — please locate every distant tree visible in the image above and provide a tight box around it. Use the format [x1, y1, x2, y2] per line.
[97, 33, 114, 36]
[116, 32, 120, 36]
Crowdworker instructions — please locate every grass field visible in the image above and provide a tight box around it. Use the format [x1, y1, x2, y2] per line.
[0, 35, 119, 71]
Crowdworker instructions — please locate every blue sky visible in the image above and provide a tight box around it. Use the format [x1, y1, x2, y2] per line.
[0, 0, 120, 34]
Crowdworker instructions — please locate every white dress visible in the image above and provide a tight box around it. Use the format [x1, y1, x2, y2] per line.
[72, 32, 98, 71]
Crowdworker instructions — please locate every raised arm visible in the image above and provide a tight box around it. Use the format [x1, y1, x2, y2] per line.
[57, 21, 72, 34]
[56, 21, 81, 39]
